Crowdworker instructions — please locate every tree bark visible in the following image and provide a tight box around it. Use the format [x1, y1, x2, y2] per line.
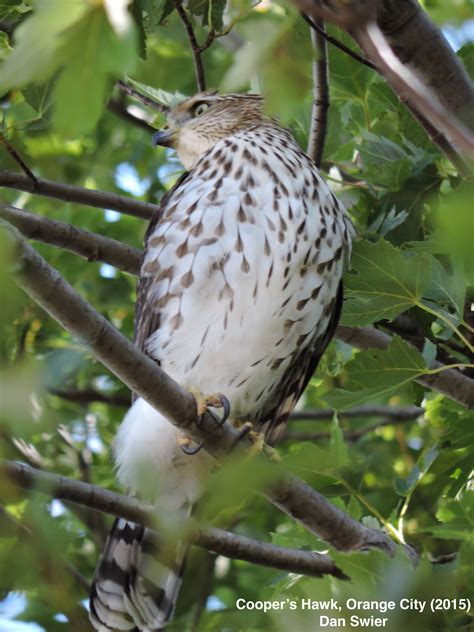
[375, 0, 474, 130]
[1, 459, 348, 580]
[0, 203, 141, 274]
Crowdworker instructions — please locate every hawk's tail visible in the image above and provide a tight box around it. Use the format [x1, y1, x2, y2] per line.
[89, 516, 188, 631]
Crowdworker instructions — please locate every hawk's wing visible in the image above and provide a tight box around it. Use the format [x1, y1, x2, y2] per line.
[134, 172, 190, 355]
[258, 282, 343, 445]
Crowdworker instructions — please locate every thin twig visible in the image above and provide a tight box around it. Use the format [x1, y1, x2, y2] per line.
[1, 459, 348, 580]
[175, 2, 207, 91]
[0, 169, 155, 219]
[117, 80, 170, 113]
[301, 12, 375, 70]
[290, 405, 424, 422]
[107, 98, 155, 132]
[307, 19, 330, 167]
[0, 203, 141, 274]
[0, 133, 37, 183]
[285, 415, 418, 442]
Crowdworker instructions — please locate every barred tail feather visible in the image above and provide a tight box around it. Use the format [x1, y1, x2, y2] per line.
[90, 517, 188, 631]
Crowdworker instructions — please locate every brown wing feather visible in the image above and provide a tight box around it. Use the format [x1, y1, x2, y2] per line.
[134, 172, 190, 354]
[131, 173, 189, 403]
[258, 282, 343, 445]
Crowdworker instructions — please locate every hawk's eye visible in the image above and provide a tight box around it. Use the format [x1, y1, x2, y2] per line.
[193, 103, 209, 117]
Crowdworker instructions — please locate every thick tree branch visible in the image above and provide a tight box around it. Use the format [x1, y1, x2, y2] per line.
[1, 460, 348, 580]
[6, 224, 399, 557]
[336, 326, 474, 409]
[0, 203, 141, 275]
[375, 0, 474, 131]
[0, 169, 155, 220]
[2, 206, 468, 407]
[293, 0, 474, 156]
[301, 12, 468, 173]
[49, 387, 131, 408]
[307, 20, 329, 167]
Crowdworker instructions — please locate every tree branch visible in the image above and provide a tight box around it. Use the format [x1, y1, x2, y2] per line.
[375, 0, 474, 131]
[301, 12, 375, 69]
[4, 207, 467, 407]
[2, 431, 108, 547]
[285, 415, 418, 442]
[293, 0, 474, 156]
[0, 203, 141, 275]
[300, 12, 468, 173]
[5, 223, 400, 557]
[49, 387, 130, 408]
[0, 133, 37, 183]
[1, 459, 348, 580]
[107, 98, 156, 132]
[336, 326, 474, 409]
[175, 2, 207, 91]
[0, 169, 155, 220]
[117, 80, 170, 113]
[290, 405, 424, 421]
[307, 19, 330, 167]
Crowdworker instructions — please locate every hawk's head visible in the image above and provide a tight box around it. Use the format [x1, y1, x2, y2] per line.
[152, 92, 265, 170]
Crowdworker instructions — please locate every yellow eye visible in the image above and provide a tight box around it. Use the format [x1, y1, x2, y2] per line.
[194, 103, 209, 117]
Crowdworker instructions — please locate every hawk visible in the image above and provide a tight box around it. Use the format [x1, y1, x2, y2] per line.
[90, 92, 353, 631]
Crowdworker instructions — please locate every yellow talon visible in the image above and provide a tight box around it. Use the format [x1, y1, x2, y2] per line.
[188, 387, 230, 420]
[177, 432, 193, 448]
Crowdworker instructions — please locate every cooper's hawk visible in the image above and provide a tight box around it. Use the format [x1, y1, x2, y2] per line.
[90, 93, 353, 631]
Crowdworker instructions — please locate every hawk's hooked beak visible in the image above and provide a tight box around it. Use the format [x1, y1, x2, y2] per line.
[152, 128, 176, 148]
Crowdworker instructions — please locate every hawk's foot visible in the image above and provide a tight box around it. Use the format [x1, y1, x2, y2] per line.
[230, 421, 281, 461]
[188, 388, 231, 428]
[247, 430, 265, 457]
[177, 431, 205, 456]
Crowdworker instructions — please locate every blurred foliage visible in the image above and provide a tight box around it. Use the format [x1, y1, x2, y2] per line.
[0, 0, 473, 630]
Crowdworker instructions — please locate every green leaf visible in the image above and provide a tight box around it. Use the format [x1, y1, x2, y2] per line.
[329, 417, 349, 469]
[425, 492, 474, 541]
[0, 31, 12, 61]
[358, 131, 413, 190]
[209, 0, 226, 31]
[394, 444, 439, 496]
[324, 336, 427, 410]
[221, 19, 281, 91]
[53, 7, 137, 136]
[422, 257, 465, 319]
[0, 0, 89, 91]
[341, 238, 433, 327]
[421, 338, 437, 368]
[131, 0, 147, 59]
